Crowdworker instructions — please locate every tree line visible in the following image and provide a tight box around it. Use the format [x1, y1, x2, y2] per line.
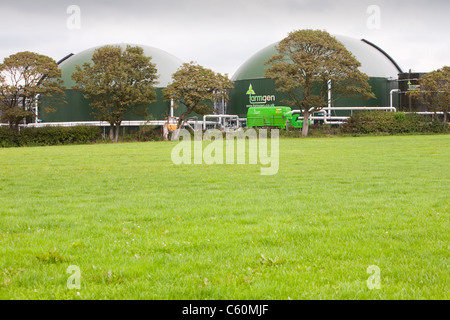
[0, 45, 233, 142]
[1, 30, 448, 142]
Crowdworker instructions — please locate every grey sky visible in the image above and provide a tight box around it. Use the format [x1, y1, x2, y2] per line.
[0, 0, 448, 76]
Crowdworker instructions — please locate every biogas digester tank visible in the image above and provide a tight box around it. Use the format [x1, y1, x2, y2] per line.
[228, 35, 402, 118]
[40, 44, 184, 122]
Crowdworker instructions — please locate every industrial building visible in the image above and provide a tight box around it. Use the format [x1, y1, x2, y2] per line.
[39, 43, 185, 124]
[227, 35, 402, 124]
[23, 35, 440, 128]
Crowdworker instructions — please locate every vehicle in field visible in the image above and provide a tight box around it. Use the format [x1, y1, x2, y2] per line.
[247, 106, 307, 129]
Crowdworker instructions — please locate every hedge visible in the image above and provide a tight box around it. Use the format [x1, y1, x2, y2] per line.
[0, 126, 102, 147]
[341, 111, 448, 134]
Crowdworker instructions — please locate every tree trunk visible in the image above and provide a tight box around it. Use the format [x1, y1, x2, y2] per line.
[444, 110, 448, 123]
[109, 124, 115, 141]
[10, 122, 19, 133]
[302, 110, 310, 137]
[162, 124, 169, 141]
[170, 127, 181, 141]
[22, 97, 27, 123]
[114, 124, 120, 142]
[176, 108, 194, 132]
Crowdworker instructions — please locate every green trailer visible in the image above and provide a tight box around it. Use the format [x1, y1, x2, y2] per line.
[247, 106, 305, 129]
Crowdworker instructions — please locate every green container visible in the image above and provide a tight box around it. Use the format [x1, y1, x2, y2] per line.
[288, 113, 305, 129]
[247, 106, 304, 129]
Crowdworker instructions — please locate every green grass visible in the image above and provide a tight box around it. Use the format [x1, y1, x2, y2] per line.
[0, 135, 448, 300]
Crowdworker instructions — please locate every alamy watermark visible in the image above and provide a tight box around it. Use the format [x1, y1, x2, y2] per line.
[366, 265, 381, 290]
[366, 5, 381, 30]
[66, 5, 81, 30]
[171, 128, 279, 176]
[67, 265, 81, 290]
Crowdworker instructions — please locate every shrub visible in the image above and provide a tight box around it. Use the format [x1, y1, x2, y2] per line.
[125, 126, 163, 142]
[0, 127, 18, 147]
[279, 129, 304, 138]
[341, 111, 448, 134]
[0, 126, 102, 148]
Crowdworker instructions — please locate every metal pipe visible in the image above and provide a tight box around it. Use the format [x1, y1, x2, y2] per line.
[295, 106, 397, 125]
[327, 79, 332, 120]
[202, 114, 240, 130]
[390, 89, 400, 110]
[34, 94, 40, 124]
[26, 120, 168, 128]
[291, 106, 396, 125]
[291, 106, 396, 113]
[326, 106, 396, 111]
[405, 112, 447, 115]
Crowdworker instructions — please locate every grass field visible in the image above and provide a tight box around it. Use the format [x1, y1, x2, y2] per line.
[0, 134, 448, 300]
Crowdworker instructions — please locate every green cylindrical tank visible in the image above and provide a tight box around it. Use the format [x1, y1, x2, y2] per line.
[39, 43, 186, 122]
[228, 35, 401, 118]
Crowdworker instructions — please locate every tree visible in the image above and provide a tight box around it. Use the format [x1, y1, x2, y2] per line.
[265, 29, 376, 137]
[0, 51, 65, 131]
[72, 45, 159, 142]
[163, 62, 233, 140]
[408, 66, 449, 123]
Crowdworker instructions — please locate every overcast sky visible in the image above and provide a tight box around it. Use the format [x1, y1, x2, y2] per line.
[0, 0, 448, 76]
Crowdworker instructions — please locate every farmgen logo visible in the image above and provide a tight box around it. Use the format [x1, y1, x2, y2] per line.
[246, 84, 276, 106]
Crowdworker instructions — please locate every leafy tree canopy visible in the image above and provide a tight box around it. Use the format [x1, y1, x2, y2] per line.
[163, 62, 233, 133]
[0, 51, 65, 131]
[72, 45, 159, 141]
[265, 29, 375, 136]
[408, 66, 449, 123]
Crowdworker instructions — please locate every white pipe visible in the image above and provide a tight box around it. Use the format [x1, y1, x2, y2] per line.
[321, 109, 336, 125]
[291, 106, 396, 113]
[327, 79, 332, 120]
[294, 106, 397, 125]
[203, 114, 240, 130]
[170, 99, 174, 117]
[35, 94, 40, 124]
[405, 112, 447, 115]
[325, 106, 396, 111]
[25, 120, 168, 128]
[390, 89, 400, 111]
[291, 106, 397, 125]
[289, 107, 317, 116]
[295, 115, 348, 120]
